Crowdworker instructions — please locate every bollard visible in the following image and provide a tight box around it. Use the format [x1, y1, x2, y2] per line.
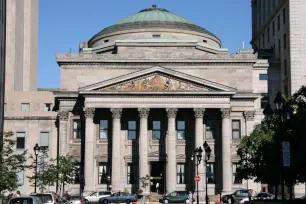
[217, 194, 220, 203]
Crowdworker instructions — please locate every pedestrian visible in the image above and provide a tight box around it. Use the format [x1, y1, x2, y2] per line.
[248, 189, 252, 201]
[188, 191, 194, 204]
[156, 182, 160, 194]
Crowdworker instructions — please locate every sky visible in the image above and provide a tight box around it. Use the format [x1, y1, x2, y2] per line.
[38, 0, 252, 88]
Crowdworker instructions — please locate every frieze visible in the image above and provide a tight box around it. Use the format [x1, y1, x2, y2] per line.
[101, 74, 212, 92]
[56, 53, 257, 61]
[86, 94, 231, 98]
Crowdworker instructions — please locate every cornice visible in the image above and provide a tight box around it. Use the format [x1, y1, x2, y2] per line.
[84, 94, 232, 98]
[4, 116, 57, 120]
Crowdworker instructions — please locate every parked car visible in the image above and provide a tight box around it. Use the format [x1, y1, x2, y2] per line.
[68, 196, 88, 204]
[255, 192, 275, 200]
[85, 192, 112, 204]
[98, 192, 137, 204]
[8, 196, 42, 204]
[221, 189, 250, 203]
[159, 191, 194, 203]
[30, 192, 62, 204]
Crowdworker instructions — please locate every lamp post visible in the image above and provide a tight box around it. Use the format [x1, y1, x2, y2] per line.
[191, 147, 203, 204]
[263, 92, 293, 201]
[33, 143, 40, 193]
[203, 141, 212, 204]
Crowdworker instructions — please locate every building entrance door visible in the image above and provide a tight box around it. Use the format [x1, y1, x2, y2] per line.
[150, 162, 165, 194]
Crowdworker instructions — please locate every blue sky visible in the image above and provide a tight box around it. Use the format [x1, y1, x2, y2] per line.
[38, 0, 252, 88]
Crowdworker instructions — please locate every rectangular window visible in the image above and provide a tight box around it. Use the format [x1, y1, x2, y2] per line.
[44, 103, 53, 112]
[278, 39, 281, 56]
[177, 121, 185, 140]
[205, 120, 214, 139]
[206, 163, 215, 184]
[98, 162, 108, 184]
[284, 59, 287, 76]
[233, 163, 242, 184]
[73, 162, 81, 184]
[152, 121, 161, 140]
[17, 171, 24, 185]
[261, 94, 269, 109]
[283, 34, 287, 50]
[277, 15, 280, 30]
[100, 120, 108, 139]
[272, 21, 275, 36]
[259, 74, 268, 80]
[152, 34, 160, 38]
[127, 163, 137, 184]
[283, 8, 286, 24]
[267, 27, 270, 42]
[21, 103, 30, 112]
[73, 119, 82, 139]
[40, 132, 49, 149]
[16, 132, 25, 150]
[232, 120, 241, 139]
[128, 121, 137, 140]
[177, 163, 186, 184]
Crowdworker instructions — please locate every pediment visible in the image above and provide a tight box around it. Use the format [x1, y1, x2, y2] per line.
[80, 66, 236, 93]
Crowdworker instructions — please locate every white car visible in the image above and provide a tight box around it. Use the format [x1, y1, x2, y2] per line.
[85, 191, 112, 203]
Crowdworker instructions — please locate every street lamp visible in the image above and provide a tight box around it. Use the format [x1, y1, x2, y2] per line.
[263, 92, 293, 201]
[203, 141, 211, 204]
[192, 146, 203, 204]
[33, 143, 40, 193]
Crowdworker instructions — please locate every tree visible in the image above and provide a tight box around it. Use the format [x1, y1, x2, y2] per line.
[27, 148, 57, 192]
[55, 155, 76, 196]
[0, 132, 27, 195]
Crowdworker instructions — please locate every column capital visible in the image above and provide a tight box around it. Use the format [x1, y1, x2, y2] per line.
[58, 110, 69, 121]
[111, 108, 122, 119]
[193, 108, 205, 118]
[166, 108, 178, 118]
[84, 108, 95, 118]
[138, 108, 150, 118]
[221, 108, 231, 119]
[244, 111, 255, 121]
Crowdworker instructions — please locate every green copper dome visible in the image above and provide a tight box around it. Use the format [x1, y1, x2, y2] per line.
[116, 7, 192, 24]
[89, 5, 219, 46]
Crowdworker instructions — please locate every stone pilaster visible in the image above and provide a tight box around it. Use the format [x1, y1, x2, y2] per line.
[58, 110, 69, 156]
[166, 108, 177, 193]
[84, 108, 96, 192]
[244, 111, 255, 136]
[221, 108, 232, 195]
[194, 108, 206, 200]
[111, 108, 122, 192]
[138, 108, 150, 195]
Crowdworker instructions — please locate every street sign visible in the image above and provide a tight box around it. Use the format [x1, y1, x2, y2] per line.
[195, 175, 200, 182]
[282, 142, 290, 167]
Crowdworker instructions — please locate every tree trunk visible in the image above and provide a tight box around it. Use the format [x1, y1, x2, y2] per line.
[60, 182, 63, 197]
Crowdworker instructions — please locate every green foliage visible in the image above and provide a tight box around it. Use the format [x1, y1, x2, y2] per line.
[0, 132, 27, 194]
[237, 85, 306, 186]
[55, 155, 76, 190]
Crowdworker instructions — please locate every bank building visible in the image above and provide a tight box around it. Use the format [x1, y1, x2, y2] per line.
[5, 5, 269, 198]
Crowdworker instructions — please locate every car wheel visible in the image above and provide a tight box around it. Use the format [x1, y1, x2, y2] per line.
[164, 199, 169, 204]
[102, 200, 109, 204]
[227, 198, 232, 203]
[125, 200, 131, 204]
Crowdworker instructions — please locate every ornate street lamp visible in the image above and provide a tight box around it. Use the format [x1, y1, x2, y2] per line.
[263, 92, 293, 201]
[193, 147, 202, 204]
[33, 143, 40, 193]
[203, 141, 211, 204]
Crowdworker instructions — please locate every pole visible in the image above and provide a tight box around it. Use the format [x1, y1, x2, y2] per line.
[278, 112, 285, 201]
[0, 0, 7, 148]
[205, 160, 208, 204]
[34, 154, 38, 193]
[196, 163, 199, 204]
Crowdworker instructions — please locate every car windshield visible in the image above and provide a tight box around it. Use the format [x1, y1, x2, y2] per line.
[9, 198, 33, 204]
[32, 194, 53, 203]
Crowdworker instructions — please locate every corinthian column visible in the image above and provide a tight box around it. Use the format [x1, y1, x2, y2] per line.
[244, 111, 255, 136]
[194, 108, 205, 200]
[138, 108, 150, 195]
[84, 108, 96, 192]
[111, 108, 122, 192]
[58, 110, 69, 156]
[221, 108, 232, 195]
[166, 108, 177, 193]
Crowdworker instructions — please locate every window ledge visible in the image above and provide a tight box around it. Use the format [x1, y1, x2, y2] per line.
[176, 140, 186, 145]
[98, 139, 108, 144]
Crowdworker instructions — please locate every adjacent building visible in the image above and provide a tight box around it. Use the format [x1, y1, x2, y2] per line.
[251, 0, 306, 101]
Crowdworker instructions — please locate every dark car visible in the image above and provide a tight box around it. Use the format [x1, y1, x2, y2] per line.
[159, 191, 194, 203]
[221, 189, 249, 203]
[98, 192, 136, 204]
[8, 196, 42, 204]
[255, 192, 275, 200]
